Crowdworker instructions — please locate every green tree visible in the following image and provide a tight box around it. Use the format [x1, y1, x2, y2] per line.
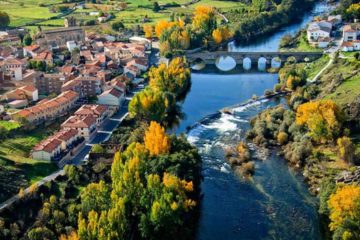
[0, 11, 10, 28]
[80, 180, 110, 215]
[153, 2, 160, 12]
[111, 21, 124, 31]
[129, 88, 173, 122]
[149, 57, 191, 98]
[27, 227, 55, 240]
[64, 165, 79, 183]
[24, 34, 32, 46]
[91, 144, 106, 154]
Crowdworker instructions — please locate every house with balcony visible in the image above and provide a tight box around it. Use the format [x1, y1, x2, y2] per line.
[74, 104, 109, 126]
[31, 128, 84, 161]
[61, 115, 97, 141]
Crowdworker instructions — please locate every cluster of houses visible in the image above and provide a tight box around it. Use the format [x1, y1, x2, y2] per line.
[0, 18, 152, 162]
[306, 14, 360, 52]
[31, 104, 110, 161]
[341, 24, 360, 52]
[306, 15, 342, 48]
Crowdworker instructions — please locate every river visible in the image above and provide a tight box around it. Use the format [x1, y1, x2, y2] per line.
[172, 1, 334, 239]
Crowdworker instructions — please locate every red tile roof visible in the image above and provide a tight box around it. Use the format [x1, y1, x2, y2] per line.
[33, 138, 62, 153]
[62, 115, 97, 128]
[75, 104, 108, 117]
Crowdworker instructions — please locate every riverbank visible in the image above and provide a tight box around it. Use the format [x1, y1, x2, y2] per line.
[246, 49, 360, 238]
[231, 0, 318, 43]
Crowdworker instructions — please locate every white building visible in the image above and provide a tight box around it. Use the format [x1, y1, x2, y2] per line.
[97, 88, 125, 107]
[328, 15, 342, 26]
[341, 41, 354, 52]
[31, 138, 62, 161]
[307, 21, 332, 42]
[354, 40, 360, 51]
[66, 41, 78, 52]
[0, 57, 23, 81]
[318, 37, 331, 48]
[129, 36, 152, 50]
[343, 25, 357, 42]
[61, 115, 97, 141]
[126, 59, 148, 72]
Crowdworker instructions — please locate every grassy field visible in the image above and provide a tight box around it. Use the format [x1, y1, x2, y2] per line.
[0, 125, 58, 202]
[3, 0, 250, 33]
[325, 74, 360, 106]
[304, 54, 330, 79]
[0, 0, 62, 27]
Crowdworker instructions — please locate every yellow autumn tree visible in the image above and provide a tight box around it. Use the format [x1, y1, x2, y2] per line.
[59, 231, 79, 240]
[296, 100, 343, 143]
[143, 25, 153, 39]
[149, 57, 190, 97]
[212, 26, 232, 44]
[277, 131, 288, 145]
[328, 185, 360, 232]
[144, 121, 170, 156]
[347, 3, 360, 20]
[286, 75, 302, 90]
[155, 20, 177, 38]
[192, 5, 216, 34]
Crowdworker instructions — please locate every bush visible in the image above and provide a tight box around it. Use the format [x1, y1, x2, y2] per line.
[277, 131, 288, 145]
[111, 21, 124, 31]
[337, 136, 354, 164]
[242, 162, 255, 175]
[274, 83, 283, 92]
[264, 89, 273, 96]
[85, 20, 96, 26]
[283, 139, 312, 166]
[91, 144, 106, 154]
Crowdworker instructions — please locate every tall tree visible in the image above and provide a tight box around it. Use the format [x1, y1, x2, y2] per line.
[0, 11, 10, 28]
[144, 121, 170, 156]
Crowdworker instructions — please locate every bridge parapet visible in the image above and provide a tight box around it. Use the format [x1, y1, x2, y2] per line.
[186, 51, 323, 65]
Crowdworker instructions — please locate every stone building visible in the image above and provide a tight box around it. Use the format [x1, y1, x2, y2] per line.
[35, 27, 85, 48]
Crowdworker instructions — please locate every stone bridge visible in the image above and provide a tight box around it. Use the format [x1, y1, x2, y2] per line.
[186, 51, 323, 67]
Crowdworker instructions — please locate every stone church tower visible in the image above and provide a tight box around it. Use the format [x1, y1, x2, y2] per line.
[64, 17, 76, 28]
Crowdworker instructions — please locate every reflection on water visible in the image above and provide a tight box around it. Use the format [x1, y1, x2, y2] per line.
[188, 100, 321, 240]
[271, 58, 282, 68]
[258, 57, 267, 71]
[243, 58, 251, 70]
[174, 72, 278, 133]
[215, 56, 237, 71]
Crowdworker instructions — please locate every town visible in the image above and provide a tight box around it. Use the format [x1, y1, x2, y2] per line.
[306, 13, 360, 52]
[1, 0, 360, 240]
[0, 17, 151, 167]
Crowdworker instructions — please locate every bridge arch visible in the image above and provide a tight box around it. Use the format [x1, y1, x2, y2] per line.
[286, 56, 297, 64]
[258, 57, 267, 71]
[191, 58, 206, 70]
[215, 56, 236, 71]
[243, 57, 252, 70]
[271, 57, 282, 69]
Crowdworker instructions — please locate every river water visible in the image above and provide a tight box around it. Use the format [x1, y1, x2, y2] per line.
[172, 1, 334, 239]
